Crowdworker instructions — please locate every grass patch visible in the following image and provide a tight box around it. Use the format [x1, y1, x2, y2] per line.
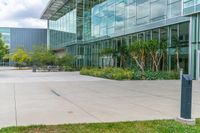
[1, 119, 200, 133]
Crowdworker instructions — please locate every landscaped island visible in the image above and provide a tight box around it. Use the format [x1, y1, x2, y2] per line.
[80, 40, 181, 80]
[80, 67, 179, 80]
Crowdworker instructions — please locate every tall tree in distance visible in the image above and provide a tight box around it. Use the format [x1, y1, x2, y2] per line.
[0, 33, 9, 61]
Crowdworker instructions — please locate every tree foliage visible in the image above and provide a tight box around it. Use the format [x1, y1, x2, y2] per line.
[117, 45, 129, 68]
[101, 48, 114, 57]
[56, 53, 74, 67]
[128, 40, 147, 72]
[10, 48, 30, 67]
[146, 40, 167, 71]
[30, 46, 74, 71]
[30, 46, 56, 67]
[0, 33, 9, 61]
[127, 39, 169, 72]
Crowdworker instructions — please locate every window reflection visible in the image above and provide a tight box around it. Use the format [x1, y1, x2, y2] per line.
[151, 0, 166, 22]
[48, 0, 184, 44]
[167, 0, 182, 18]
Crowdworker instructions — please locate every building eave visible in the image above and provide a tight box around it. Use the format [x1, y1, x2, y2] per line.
[40, 0, 68, 20]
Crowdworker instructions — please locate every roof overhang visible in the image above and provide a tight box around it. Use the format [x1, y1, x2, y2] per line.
[41, 0, 69, 21]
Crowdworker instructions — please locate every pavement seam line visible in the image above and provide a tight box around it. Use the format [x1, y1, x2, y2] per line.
[51, 90, 61, 96]
[13, 83, 18, 126]
[50, 88, 102, 122]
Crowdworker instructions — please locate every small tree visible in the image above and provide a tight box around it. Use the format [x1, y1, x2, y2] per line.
[3, 54, 10, 62]
[56, 53, 74, 68]
[160, 40, 168, 71]
[146, 40, 167, 71]
[31, 46, 56, 67]
[118, 45, 129, 68]
[129, 40, 147, 72]
[11, 48, 30, 68]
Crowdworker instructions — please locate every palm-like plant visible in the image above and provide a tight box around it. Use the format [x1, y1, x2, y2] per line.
[146, 40, 167, 71]
[129, 40, 147, 72]
[117, 45, 129, 68]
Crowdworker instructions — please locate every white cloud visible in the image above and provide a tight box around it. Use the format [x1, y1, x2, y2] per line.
[0, 0, 49, 28]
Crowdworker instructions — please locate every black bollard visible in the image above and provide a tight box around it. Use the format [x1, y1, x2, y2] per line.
[180, 75, 192, 119]
[32, 65, 36, 72]
[177, 74, 195, 125]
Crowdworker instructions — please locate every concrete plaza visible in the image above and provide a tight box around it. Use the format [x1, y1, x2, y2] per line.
[0, 68, 200, 128]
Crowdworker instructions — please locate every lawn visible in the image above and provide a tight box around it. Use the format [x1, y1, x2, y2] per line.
[0, 119, 200, 133]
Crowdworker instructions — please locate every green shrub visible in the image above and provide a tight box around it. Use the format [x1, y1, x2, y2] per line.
[81, 67, 179, 80]
[132, 71, 145, 80]
[132, 70, 179, 80]
[63, 66, 73, 71]
[80, 67, 133, 80]
[157, 71, 179, 80]
[144, 70, 159, 80]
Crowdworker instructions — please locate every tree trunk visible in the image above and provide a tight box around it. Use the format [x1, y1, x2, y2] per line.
[133, 57, 144, 72]
[109, 57, 111, 67]
[176, 49, 180, 70]
[120, 57, 122, 68]
[162, 56, 165, 71]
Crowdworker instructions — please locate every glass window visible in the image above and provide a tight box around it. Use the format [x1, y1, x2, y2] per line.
[170, 25, 178, 47]
[183, 0, 194, 8]
[167, 0, 182, 18]
[179, 22, 189, 45]
[152, 29, 159, 40]
[151, 0, 166, 22]
[125, 17, 136, 30]
[145, 31, 151, 41]
[136, 0, 149, 25]
[108, 27, 114, 35]
[160, 27, 168, 43]
[132, 34, 137, 42]
[126, 1, 136, 19]
[138, 32, 145, 40]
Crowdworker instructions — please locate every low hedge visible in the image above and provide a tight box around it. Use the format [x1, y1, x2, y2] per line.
[80, 67, 133, 80]
[133, 70, 179, 80]
[80, 67, 179, 80]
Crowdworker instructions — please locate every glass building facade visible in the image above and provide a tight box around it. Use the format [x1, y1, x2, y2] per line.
[183, 0, 200, 15]
[41, 0, 200, 79]
[0, 27, 47, 53]
[183, 0, 200, 79]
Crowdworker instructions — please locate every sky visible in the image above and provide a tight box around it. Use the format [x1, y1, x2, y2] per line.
[0, 0, 49, 28]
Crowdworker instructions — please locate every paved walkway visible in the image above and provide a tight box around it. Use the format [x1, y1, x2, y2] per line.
[0, 69, 200, 128]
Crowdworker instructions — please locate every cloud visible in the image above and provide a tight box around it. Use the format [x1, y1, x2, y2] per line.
[0, 0, 49, 28]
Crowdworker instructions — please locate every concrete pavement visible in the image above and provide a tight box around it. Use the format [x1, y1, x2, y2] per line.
[0, 69, 200, 128]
